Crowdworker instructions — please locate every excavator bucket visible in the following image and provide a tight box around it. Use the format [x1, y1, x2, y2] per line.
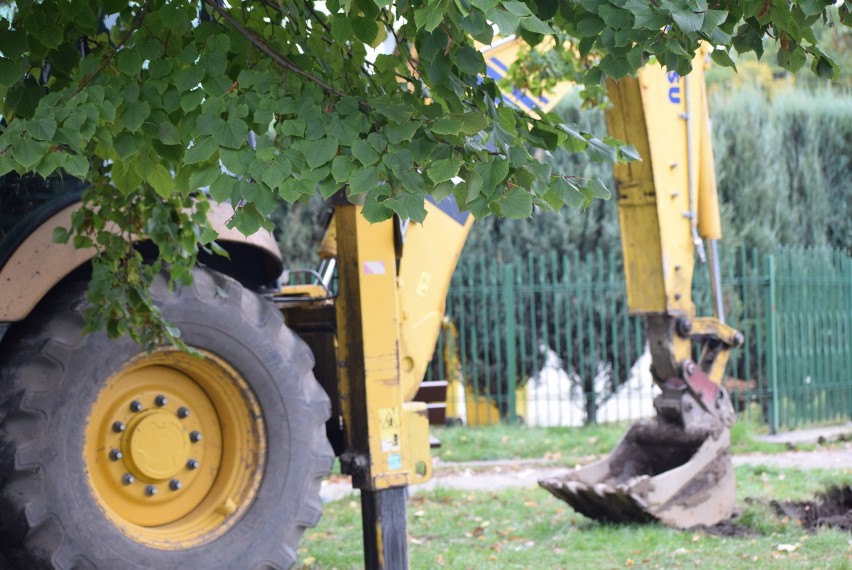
[539, 419, 734, 528]
[540, 370, 738, 529]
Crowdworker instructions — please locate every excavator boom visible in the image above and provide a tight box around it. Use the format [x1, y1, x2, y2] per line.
[534, 49, 743, 528]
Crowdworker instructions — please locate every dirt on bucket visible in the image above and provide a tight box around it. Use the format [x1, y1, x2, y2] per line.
[771, 485, 852, 532]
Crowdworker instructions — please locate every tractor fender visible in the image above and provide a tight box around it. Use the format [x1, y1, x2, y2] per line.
[0, 201, 283, 322]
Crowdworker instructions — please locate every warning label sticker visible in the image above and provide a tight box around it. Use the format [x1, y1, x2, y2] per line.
[388, 453, 402, 471]
[379, 407, 401, 452]
[363, 261, 386, 275]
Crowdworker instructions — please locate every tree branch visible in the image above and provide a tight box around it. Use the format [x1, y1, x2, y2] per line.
[75, 4, 148, 96]
[203, 0, 349, 99]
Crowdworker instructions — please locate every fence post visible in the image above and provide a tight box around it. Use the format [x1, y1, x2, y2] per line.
[503, 263, 517, 423]
[766, 254, 780, 434]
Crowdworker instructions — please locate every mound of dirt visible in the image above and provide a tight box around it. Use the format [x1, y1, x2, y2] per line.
[771, 485, 852, 532]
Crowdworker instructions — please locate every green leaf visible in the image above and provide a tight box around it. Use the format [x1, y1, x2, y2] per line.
[427, 157, 463, 184]
[35, 151, 67, 178]
[486, 8, 521, 35]
[586, 137, 618, 163]
[64, 154, 89, 178]
[387, 190, 428, 222]
[554, 177, 586, 208]
[240, 181, 279, 217]
[575, 16, 606, 36]
[500, 188, 533, 218]
[349, 166, 382, 194]
[212, 117, 248, 149]
[370, 98, 415, 123]
[469, 0, 500, 11]
[149, 164, 175, 198]
[598, 55, 631, 79]
[352, 139, 380, 165]
[305, 137, 339, 169]
[456, 112, 489, 135]
[120, 100, 151, 132]
[28, 116, 57, 141]
[116, 47, 143, 76]
[361, 186, 393, 222]
[415, 0, 447, 32]
[0, 57, 21, 87]
[812, 54, 836, 79]
[210, 175, 237, 202]
[260, 158, 294, 189]
[432, 117, 463, 135]
[158, 121, 182, 145]
[582, 177, 611, 199]
[229, 204, 263, 236]
[624, 0, 665, 29]
[351, 16, 379, 44]
[185, 137, 218, 165]
[671, 9, 704, 33]
[432, 180, 456, 202]
[503, 0, 534, 17]
[710, 48, 737, 70]
[520, 14, 554, 34]
[454, 46, 484, 76]
[52, 226, 70, 245]
[385, 121, 422, 144]
[326, 115, 362, 145]
[114, 132, 145, 158]
[598, 4, 633, 30]
[332, 155, 356, 183]
[619, 144, 642, 162]
[13, 138, 48, 169]
[329, 14, 354, 44]
[177, 88, 202, 111]
[477, 159, 510, 196]
[798, 0, 827, 17]
[701, 9, 728, 33]
[189, 162, 222, 189]
[777, 44, 806, 73]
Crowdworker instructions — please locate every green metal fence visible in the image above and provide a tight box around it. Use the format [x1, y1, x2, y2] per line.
[427, 246, 852, 431]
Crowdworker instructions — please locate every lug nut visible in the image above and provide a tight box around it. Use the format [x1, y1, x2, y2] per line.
[109, 449, 123, 461]
[145, 485, 158, 497]
[186, 459, 199, 470]
[177, 407, 190, 419]
[155, 395, 168, 407]
[122, 473, 135, 485]
[129, 400, 143, 412]
[189, 431, 202, 443]
[112, 421, 126, 433]
[169, 479, 183, 491]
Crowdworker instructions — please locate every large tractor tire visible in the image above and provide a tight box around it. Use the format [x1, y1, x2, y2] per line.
[0, 269, 334, 569]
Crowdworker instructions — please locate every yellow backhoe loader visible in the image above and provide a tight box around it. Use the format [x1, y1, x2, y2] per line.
[0, 40, 738, 570]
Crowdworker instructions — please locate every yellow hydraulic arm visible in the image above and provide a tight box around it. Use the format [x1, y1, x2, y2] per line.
[275, 194, 471, 569]
[540, 49, 744, 528]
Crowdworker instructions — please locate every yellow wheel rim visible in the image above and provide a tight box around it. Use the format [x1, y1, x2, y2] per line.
[84, 349, 266, 549]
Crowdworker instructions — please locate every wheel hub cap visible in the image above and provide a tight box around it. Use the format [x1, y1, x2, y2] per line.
[124, 410, 189, 481]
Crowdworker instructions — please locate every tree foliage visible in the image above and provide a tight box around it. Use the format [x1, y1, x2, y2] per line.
[1, 0, 849, 345]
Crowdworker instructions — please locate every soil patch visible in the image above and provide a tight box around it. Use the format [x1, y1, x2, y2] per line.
[771, 485, 852, 532]
[691, 519, 760, 537]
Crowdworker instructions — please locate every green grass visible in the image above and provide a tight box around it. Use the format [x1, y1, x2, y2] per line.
[431, 423, 631, 464]
[298, 465, 852, 569]
[431, 416, 805, 465]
